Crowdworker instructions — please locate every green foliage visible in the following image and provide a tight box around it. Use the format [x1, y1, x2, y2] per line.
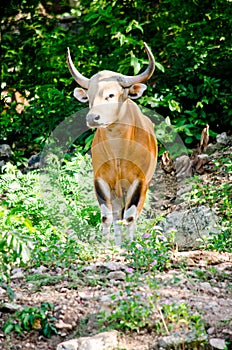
[98, 284, 205, 335]
[125, 219, 174, 272]
[3, 302, 57, 338]
[204, 229, 232, 253]
[159, 302, 205, 336]
[0, 198, 34, 282]
[99, 290, 155, 332]
[1, 0, 231, 161]
[0, 152, 100, 274]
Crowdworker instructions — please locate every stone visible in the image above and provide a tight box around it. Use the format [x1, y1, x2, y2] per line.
[82, 265, 97, 272]
[55, 320, 73, 330]
[0, 287, 6, 296]
[27, 153, 41, 170]
[82, 262, 126, 273]
[209, 338, 226, 349]
[174, 155, 192, 181]
[96, 261, 126, 271]
[78, 291, 95, 300]
[0, 302, 22, 313]
[161, 205, 219, 249]
[176, 181, 192, 199]
[25, 343, 36, 349]
[99, 294, 118, 316]
[155, 330, 207, 349]
[11, 268, 24, 279]
[57, 339, 78, 350]
[57, 331, 118, 350]
[31, 265, 47, 274]
[199, 282, 212, 292]
[107, 271, 126, 280]
[216, 132, 228, 145]
[0, 144, 11, 158]
[80, 331, 118, 350]
[207, 327, 215, 335]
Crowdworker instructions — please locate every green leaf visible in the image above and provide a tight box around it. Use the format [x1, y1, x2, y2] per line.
[155, 61, 165, 73]
[131, 56, 141, 75]
[3, 323, 14, 334]
[185, 136, 194, 144]
[14, 324, 23, 333]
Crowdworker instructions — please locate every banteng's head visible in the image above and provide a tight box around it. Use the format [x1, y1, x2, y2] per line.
[67, 43, 155, 128]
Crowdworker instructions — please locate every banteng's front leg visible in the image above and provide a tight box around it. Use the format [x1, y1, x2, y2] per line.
[112, 197, 124, 246]
[94, 178, 113, 244]
[123, 179, 146, 241]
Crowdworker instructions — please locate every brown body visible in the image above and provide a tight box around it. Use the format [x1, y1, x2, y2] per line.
[67, 43, 157, 244]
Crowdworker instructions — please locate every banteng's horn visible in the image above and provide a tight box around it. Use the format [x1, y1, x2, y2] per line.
[118, 42, 155, 87]
[67, 47, 89, 89]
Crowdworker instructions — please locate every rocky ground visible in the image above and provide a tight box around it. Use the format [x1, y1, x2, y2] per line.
[0, 250, 231, 350]
[0, 134, 231, 350]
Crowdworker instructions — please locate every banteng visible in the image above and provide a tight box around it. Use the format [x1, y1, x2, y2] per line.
[67, 43, 158, 245]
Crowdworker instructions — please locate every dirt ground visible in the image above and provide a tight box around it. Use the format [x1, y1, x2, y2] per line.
[0, 249, 231, 350]
[0, 142, 231, 350]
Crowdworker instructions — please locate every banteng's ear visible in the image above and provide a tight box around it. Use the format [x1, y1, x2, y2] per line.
[74, 88, 88, 103]
[128, 84, 147, 99]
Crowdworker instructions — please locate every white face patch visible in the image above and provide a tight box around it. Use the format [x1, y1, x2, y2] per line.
[86, 74, 126, 127]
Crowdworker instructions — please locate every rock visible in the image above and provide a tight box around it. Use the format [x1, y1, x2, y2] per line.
[207, 327, 215, 335]
[11, 268, 24, 279]
[78, 291, 95, 300]
[205, 143, 217, 154]
[57, 331, 118, 350]
[0, 302, 22, 313]
[27, 153, 41, 170]
[55, 320, 73, 330]
[107, 271, 126, 280]
[96, 261, 126, 271]
[31, 265, 47, 274]
[161, 205, 219, 249]
[209, 338, 227, 349]
[0, 287, 6, 296]
[154, 330, 207, 349]
[176, 181, 192, 199]
[191, 153, 210, 174]
[0, 144, 11, 158]
[82, 261, 126, 273]
[99, 294, 118, 316]
[216, 132, 228, 145]
[78, 331, 118, 350]
[222, 328, 232, 336]
[82, 265, 97, 272]
[57, 339, 78, 350]
[174, 155, 192, 181]
[25, 343, 36, 349]
[199, 282, 212, 292]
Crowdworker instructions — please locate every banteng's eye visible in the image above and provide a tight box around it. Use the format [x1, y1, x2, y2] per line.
[105, 93, 115, 101]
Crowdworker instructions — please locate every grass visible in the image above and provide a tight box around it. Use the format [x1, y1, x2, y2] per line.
[0, 150, 231, 342]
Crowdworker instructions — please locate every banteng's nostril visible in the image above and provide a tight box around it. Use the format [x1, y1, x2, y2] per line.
[95, 115, 100, 121]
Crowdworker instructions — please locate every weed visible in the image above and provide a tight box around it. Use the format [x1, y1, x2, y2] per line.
[26, 274, 65, 291]
[3, 302, 57, 338]
[124, 219, 174, 272]
[98, 283, 205, 337]
[160, 302, 205, 335]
